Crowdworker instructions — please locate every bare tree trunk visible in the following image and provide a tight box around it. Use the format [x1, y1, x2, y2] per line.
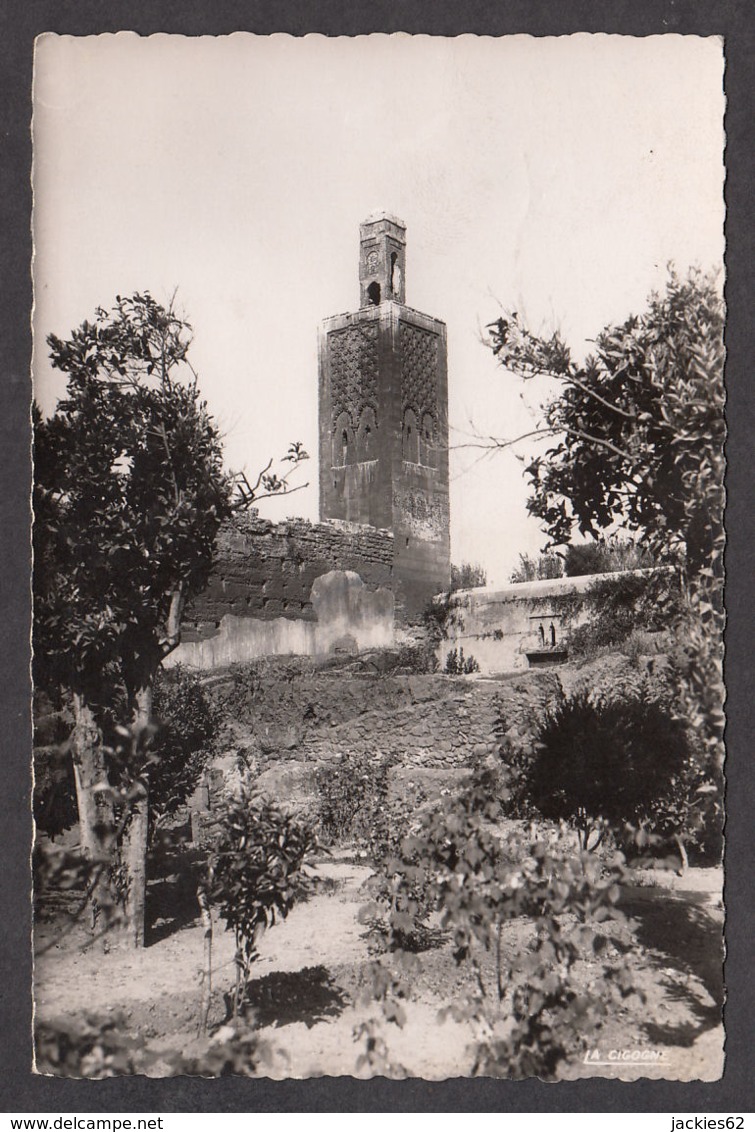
[197, 884, 213, 1035]
[70, 693, 114, 858]
[121, 789, 149, 948]
[69, 692, 116, 932]
[120, 682, 153, 948]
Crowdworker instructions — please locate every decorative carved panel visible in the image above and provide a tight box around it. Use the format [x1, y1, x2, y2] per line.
[328, 323, 379, 430]
[400, 323, 439, 425]
[394, 487, 447, 540]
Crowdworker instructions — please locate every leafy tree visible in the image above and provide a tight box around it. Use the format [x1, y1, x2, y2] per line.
[33, 292, 307, 945]
[206, 789, 316, 1018]
[486, 268, 724, 583]
[450, 561, 488, 590]
[485, 268, 725, 844]
[362, 775, 639, 1079]
[509, 551, 564, 583]
[514, 688, 694, 852]
[147, 665, 220, 842]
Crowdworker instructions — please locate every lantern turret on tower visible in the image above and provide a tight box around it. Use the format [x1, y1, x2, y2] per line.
[359, 212, 407, 307]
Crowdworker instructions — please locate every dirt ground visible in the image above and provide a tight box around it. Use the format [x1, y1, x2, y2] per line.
[33, 851, 724, 1082]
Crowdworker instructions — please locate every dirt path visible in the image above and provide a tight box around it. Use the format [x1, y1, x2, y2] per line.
[34, 862, 724, 1081]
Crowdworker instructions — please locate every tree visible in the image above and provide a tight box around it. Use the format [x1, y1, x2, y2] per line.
[509, 551, 564, 583]
[563, 537, 655, 577]
[206, 789, 316, 1018]
[34, 292, 307, 945]
[484, 269, 725, 834]
[450, 561, 488, 590]
[517, 689, 694, 852]
[485, 268, 724, 584]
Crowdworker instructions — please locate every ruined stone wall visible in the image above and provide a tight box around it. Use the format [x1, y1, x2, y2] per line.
[202, 665, 564, 810]
[168, 512, 396, 669]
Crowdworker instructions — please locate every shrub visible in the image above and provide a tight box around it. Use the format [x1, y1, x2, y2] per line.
[148, 665, 220, 840]
[564, 538, 656, 577]
[451, 561, 488, 590]
[567, 568, 681, 660]
[35, 1014, 271, 1078]
[206, 788, 316, 1017]
[509, 552, 564, 583]
[360, 774, 640, 1079]
[315, 753, 397, 850]
[512, 688, 695, 851]
[444, 647, 480, 675]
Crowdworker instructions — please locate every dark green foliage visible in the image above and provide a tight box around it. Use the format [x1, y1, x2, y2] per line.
[35, 1014, 269, 1078]
[148, 665, 220, 838]
[35, 1014, 143, 1077]
[444, 647, 480, 675]
[364, 775, 640, 1079]
[33, 690, 78, 838]
[564, 537, 656, 577]
[33, 293, 232, 700]
[450, 561, 488, 590]
[33, 746, 78, 839]
[487, 268, 725, 858]
[315, 753, 396, 850]
[567, 568, 681, 658]
[422, 591, 462, 644]
[389, 642, 439, 675]
[487, 269, 725, 580]
[518, 689, 693, 850]
[509, 552, 564, 583]
[206, 789, 316, 1015]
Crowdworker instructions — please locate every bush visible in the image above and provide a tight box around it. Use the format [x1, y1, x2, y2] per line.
[206, 788, 316, 1016]
[315, 753, 397, 850]
[564, 538, 656, 577]
[567, 569, 681, 660]
[360, 774, 640, 1079]
[35, 1013, 271, 1078]
[148, 665, 220, 839]
[511, 688, 695, 851]
[451, 561, 488, 590]
[444, 648, 480, 675]
[509, 552, 564, 583]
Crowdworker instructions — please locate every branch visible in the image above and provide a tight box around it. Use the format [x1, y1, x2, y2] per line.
[230, 445, 310, 511]
[451, 425, 640, 466]
[562, 371, 637, 421]
[488, 315, 636, 420]
[159, 581, 187, 659]
[231, 479, 309, 513]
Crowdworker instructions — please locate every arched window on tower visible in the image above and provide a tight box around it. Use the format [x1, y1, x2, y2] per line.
[420, 412, 436, 467]
[390, 252, 402, 298]
[402, 408, 420, 464]
[357, 407, 377, 461]
[333, 412, 355, 467]
[367, 281, 381, 306]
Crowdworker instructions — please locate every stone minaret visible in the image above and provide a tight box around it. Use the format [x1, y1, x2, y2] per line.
[318, 213, 451, 617]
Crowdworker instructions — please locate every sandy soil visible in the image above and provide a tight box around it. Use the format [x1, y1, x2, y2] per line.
[33, 858, 724, 1081]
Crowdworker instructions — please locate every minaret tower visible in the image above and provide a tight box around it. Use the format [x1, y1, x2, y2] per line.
[318, 213, 451, 616]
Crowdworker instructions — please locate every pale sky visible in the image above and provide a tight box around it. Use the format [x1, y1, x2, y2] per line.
[32, 33, 725, 585]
